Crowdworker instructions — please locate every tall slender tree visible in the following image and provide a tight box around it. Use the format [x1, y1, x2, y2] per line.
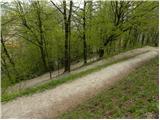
[83, 1, 87, 64]
[51, 0, 73, 72]
[16, 1, 49, 71]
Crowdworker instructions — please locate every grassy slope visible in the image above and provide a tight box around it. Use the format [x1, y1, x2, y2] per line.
[60, 57, 159, 119]
[2, 49, 145, 103]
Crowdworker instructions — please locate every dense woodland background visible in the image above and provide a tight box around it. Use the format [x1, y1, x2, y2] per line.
[1, 0, 158, 91]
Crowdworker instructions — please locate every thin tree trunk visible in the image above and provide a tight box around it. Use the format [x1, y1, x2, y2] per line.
[68, 0, 73, 72]
[1, 32, 15, 67]
[83, 1, 87, 64]
[17, 1, 49, 73]
[1, 56, 12, 83]
[35, 1, 52, 78]
[63, 0, 69, 72]
[1, 56, 12, 94]
[39, 46, 47, 71]
[63, 0, 73, 72]
[1, 31, 19, 80]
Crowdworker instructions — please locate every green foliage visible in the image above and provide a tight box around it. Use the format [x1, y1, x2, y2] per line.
[1, 48, 142, 102]
[1, 1, 158, 90]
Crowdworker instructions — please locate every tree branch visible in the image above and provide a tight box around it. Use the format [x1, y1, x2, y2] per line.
[50, 0, 64, 15]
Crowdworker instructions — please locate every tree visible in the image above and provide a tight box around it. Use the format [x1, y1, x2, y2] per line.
[51, 0, 73, 72]
[82, 1, 87, 64]
[15, 1, 49, 71]
[1, 0, 158, 91]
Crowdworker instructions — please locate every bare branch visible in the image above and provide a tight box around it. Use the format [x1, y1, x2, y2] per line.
[50, 0, 64, 15]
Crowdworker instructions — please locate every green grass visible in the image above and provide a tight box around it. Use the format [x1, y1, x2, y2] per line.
[1, 50, 147, 103]
[2, 45, 143, 89]
[60, 57, 159, 119]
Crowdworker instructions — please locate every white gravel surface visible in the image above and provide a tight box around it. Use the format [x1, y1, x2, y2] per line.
[6, 46, 157, 93]
[2, 48, 158, 119]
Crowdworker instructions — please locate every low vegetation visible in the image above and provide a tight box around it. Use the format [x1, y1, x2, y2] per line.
[1, 1, 158, 92]
[1, 1, 158, 119]
[2, 48, 144, 103]
[60, 57, 159, 119]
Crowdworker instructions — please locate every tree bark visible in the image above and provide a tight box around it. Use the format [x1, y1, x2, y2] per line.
[83, 1, 87, 64]
[51, 0, 72, 72]
[1, 56, 12, 83]
[35, 1, 50, 73]
[63, 0, 69, 72]
[17, 1, 49, 72]
[1, 31, 15, 67]
[68, 0, 73, 72]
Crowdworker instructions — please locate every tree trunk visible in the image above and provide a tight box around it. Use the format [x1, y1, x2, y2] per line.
[39, 46, 48, 71]
[68, 0, 73, 72]
[63, 0, 73, 72]
[17, 1, 49, 72]
[63, 0, 69, 72]
[35, 1, 51, 75]
[83, 1, 87, 64]
[1, 31, 15, 67]
[1, 56, 12, 83]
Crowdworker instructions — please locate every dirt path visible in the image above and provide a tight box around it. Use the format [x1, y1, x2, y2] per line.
[6, 46, 157, 93]
[2, 49, 158, 118]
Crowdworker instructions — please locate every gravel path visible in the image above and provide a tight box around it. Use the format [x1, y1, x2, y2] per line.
[6, 46, 157, 93]
[2, 48, 158, 118]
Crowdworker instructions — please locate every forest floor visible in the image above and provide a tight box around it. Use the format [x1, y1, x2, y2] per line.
[2, 46, 158, 118]
[6, 46, 157, 94]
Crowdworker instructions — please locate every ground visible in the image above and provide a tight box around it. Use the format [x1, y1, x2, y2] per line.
[2, 50, 158, 118]
[60, 57, 159, 119]
[2, 46, 156, 102]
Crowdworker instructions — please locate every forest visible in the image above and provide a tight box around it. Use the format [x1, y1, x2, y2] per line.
[1, 0, 158, 93]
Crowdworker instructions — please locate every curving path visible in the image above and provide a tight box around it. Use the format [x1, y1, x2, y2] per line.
[6, 46, 157, 93]
[2, 47, 158, 118]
